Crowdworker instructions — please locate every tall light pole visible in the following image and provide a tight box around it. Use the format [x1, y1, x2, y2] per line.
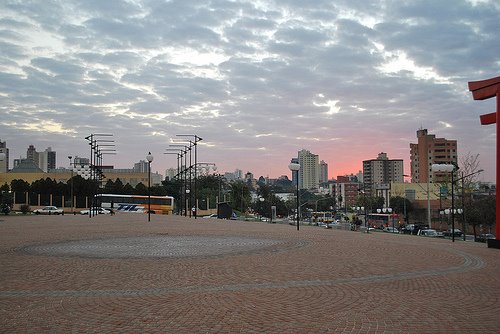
[146, 152, 154, 222]
[432, 164, 456, 241]
[185, 189, 190, 217]
[177, 135, 202, 219]
[403, 174, 410, 226]
[68, 156, 74, 214]
[289, 162, 300, 231]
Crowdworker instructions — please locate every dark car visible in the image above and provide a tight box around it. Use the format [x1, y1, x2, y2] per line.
[476, 234, 495, 243]
[443, 229, 463, 238]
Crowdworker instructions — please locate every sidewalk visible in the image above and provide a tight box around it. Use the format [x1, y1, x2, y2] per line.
[1, 214, 499, 333]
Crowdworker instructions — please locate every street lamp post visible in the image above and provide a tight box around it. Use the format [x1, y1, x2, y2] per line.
[68, 156, 74, 214]
[146, 152, 153, 222]
[432, 164, 457, 241]
[176, 135, 202, 219]
[186, 189, 190, 217]
[288, 162, 300, 231]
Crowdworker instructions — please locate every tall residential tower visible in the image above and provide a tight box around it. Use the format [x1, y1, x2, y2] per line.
[410, 129, 457, 183]
[363, 152, 403, 196]
[298, 149, 319, 190]
[0, 139, 8, 173]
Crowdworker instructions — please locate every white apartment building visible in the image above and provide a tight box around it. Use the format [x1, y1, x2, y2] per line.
[298, 149, 319, 190]
[0, 139, 8, 173]
[38, 147, 56, 172]
[319, 160, 328, 183]
[363, 152, 403, 198]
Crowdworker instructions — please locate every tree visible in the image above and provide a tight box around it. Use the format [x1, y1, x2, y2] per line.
[230, 180, 251, 213]
[390, 196, 413, 216]
[31, 178, 58, 194]
[103, 178, 124, 193]
[163, 178, 182, 205]
[135, 182, 147, 195]
[10, 179, 30, 193]
[151, 185, 167, 196]
[465, 196, 495, 237]
[122, 183, 135, 194]
[460, 152, 482, 188]
[356, 195, 384, 211]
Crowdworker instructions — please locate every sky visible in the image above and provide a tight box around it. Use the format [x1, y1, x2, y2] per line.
[0, 0, 499, 182]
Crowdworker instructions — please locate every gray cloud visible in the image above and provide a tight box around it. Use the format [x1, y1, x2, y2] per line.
[0, 0, 498, 181]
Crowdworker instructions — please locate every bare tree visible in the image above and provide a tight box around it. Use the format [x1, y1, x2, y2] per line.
[459, 152, 482, 190]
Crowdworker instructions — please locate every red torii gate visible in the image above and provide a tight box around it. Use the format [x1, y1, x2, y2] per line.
[468, 76, 500, 248]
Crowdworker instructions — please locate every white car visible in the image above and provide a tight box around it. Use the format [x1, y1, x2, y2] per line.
[418, 229, 438, 237]
[383, 227, 399, 233]
[33, 206, 64, 215]
[80, 207, 111, 215]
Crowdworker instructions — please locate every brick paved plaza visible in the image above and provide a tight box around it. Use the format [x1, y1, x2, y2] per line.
[1, 214, 499, 333]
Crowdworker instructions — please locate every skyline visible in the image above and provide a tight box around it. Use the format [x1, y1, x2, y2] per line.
[1, 1, 499, 182]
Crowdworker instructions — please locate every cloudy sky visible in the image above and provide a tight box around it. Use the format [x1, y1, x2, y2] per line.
[1, 0, 499, 182]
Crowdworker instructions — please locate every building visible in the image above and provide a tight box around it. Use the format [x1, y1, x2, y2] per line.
[26, 145, 38, 167]
[319, 160, 328, 184]
[165, 168, 177, 181]
[38, 147, 56, 172]
[133, 160, 149, 173]
[410, 128, 458, 183]
[23, 145, 57, 172]
[0, 139, 8, 173]
[298, 149, 319, 190]
[73, 156, 90, 166]
[363, 152, 404, 200]
[333, 182, 360, 211]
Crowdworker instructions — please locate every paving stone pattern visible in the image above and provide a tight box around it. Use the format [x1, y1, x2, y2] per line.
[1, 214, 499, 333]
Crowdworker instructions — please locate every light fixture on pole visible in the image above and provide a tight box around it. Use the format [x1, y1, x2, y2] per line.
[146, 152, 154, 222]
[68, 156, 74, 214]
[185, 189, 190, 217]
[432, 164, 456, 241]
[288, 162, 300, 231]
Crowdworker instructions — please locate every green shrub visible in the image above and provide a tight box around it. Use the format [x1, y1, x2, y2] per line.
[20, 204, 30, 214]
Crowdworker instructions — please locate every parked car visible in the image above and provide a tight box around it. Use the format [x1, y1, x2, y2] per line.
[33, 206, 64, 215]
[79, 207, 111, 215]
[443, 229, 463, 238]
[202, 214, 218, 219]
[476, 233, 495, 243]
[327, 221, 341, 228]
[383, 227, 399, 233]
[418, 229, 438, 237]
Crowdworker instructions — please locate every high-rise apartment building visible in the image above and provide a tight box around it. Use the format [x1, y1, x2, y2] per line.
[27, 145, 38, 167]
[133, 160, 149, 173]
[25, 145, 56, 172]
[38, 147, 56, 172]
[410, 129, 457, 183]
[298, 149, 319, 190]
[0, 139, 9, 173]
[319, 160, 328, 184]
[363, 152, 403, 196]
[74, 156, 89, 166]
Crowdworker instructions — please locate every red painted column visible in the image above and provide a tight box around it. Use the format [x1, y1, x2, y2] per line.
[497, 89, 500, 240]
[469, 77, 500, 242]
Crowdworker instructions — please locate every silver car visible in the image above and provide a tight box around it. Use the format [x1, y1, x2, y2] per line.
[33, 206, 64, 215]
[80, 207, 111, 215]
